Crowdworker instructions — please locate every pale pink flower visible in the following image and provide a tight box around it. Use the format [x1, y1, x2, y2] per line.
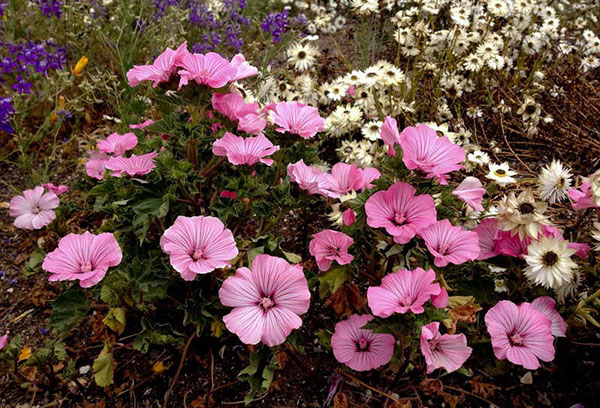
[0, 334, 8, 350]
[219, 254, 310, 346]
[160, 216, 238, 281]
[568, 242, 590, 259]
[9, 186, 59, 230]
[431, 287, 449, 308]
[212, 132, 279, 166]
[229, 54, 258, 81]
[272, 101, 324, 139]
[420, 220, 480, 267]
[237, 113, 267, 135]
[568, 182, 599, 210]
[42, 231, 122, 288]
[342, 209, 356, 226]
[211, 93, 259, 122]
[86, 151, 109, 180]
[97, 132, 138, 156]
[177, 52, 236, 89]
[331, 314, 395, 372]
[318, 163, 379, 199]
[420, 322, 472, 374]
[105, 151, 158, 177]
[127, 42, 188, 87]
[473, 218, 500, 260]
[452, 177, 485, 211]
[367, 268, 442, 317]
[531, 297, 567, 337]
[494, 224, 561, 259]
[309, 230, 354, 271]
[485, 300, 555, 370]
[380, 116, 401, 156]
[129, 119, 155, 129]
[365, 182, 437, 244]
[400, 125, 465, 185]
[42, 183, 69, 196]
[287, 160, 325, 195]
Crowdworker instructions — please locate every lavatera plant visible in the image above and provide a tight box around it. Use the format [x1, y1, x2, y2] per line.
[5, 40, 599, 403]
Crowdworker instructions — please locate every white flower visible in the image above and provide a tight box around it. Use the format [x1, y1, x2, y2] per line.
[287, 42, 319, 71]
[592, 222, 600, 251]
[468, 150, 490, 165]
[486, 162, 517, 185]
[537, 160, 572, 204]
[361, 120, 382, 141]
[494, 279, 509, 293]
[524, 236, 578, 289]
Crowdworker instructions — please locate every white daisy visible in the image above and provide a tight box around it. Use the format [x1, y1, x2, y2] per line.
[361, 120, 383, 141]
[287, 42, 319, 72]
[524, 236, 578, 289]
[486, 162, 517, 185]
[537, 160, 573, 204]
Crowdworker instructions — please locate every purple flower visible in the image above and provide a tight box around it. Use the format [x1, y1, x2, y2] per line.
[37, 0, 62, 18]
[261, 10, 289, 42]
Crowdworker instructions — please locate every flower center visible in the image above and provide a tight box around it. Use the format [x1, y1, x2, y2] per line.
[328, 246, 340, 258]
[494, 169, 507, 177]
[259, 296, 275, 310]
[542, 251, 559, 267]
[192, 248, 204, 261]
[518, 203, 535, 215]
[356, 338, 370, 351]
[32, 206, 41, 214]
[80, 261, 93, 273]
[437, 243, 450, 255]
[399, 295, 413, 307]
[393, 212, 407, 226]
[509, 332, 524, 346]
[297, 51, 306, 59]
[525, 105, 537, 115]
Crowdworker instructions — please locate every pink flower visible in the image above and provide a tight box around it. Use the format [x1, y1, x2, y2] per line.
[494, 225, 560, 258]
[212, 132, 279, 166]
[237, 113, 267, 135]
[347, 84, 355, 96]
[399, 125, 465, 185]
[568, 242, 590, 259]
[42, 231, 122, 288]
[211, 122, 224, 132]
[367, 268, 443, 317]
[272, 101, 324, 139]
[473, 218, 500, 260]
[127, 42, 188, 87]
[358, 167, 381, 189]
[531, 297, 567, 337]
[287, 160, 325, 195]
[105, 151, 158, 177]
[331, 314, 395, 371]
[129, 119, 155, 129]
[452, 177, 485, 211]
[86, 151, 109, 180]
[229, 54, 258, 81]
[420, 322, 472, 374]
[485, 300, 555, 370]
[568, 182, 599, 210]
[318, 163, 380, 199]
[420, 220, 480, 267]
[9, 186, 59, 230]
[97, 132, 138, 156]
[380, 116, 401, 156]
[220, 190, 237, 199]
[309, 230, 354, 271]
[365, 182, 437, 244]
[219, 254, 310, 346]
[42, 183, 69, 196]
[177, 52, 237, 89]
[160, 216, 238, 281]
[431, 287, 449, 308]
[0, 334, 8, 350]
[342, 209, 356, 226]
[211, 93, 259, 122]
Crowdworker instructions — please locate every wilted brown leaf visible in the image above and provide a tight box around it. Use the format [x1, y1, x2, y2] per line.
[419, 378, 443, 395]
[333, 392, 348, 408]
[448, 302, 482, 333]
[470, 379, 500, 398]
[325, 283, 363, 317]
[391, 398, 413, 408]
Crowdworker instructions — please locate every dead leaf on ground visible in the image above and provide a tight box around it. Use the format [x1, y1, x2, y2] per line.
[325, 283, 364, 317]
[333, 392, 348, 408]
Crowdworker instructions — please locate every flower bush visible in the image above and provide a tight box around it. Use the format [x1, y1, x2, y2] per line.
[1, 0, 600, 406]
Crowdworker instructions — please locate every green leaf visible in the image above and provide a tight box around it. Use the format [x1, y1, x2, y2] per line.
[247, 246, 264, 266]
[315, 329, 332, 350]
[282, 250, 302, 264]
[23, 248, 45, 277]
[49, 286, 90, 338]
[93, 344, 114, 387]
[103, 308, 126, 335]
[132, 320, 184, 353]
[318, 266, 350, 298]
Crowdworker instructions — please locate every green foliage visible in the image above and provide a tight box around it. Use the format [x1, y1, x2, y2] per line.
[49, 286, 90, 338]
[93, 344, 114, 387]
[132, 320, 184, 354]
[238, 349, 281, 403]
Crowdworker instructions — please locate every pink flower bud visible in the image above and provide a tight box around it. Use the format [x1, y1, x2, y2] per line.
[342, 208, 356, 226]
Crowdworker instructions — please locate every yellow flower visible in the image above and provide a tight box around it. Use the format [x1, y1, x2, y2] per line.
[19, 346, 32, 362]
[72, 56, 89, 76]
[152, 361, 168, 374]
